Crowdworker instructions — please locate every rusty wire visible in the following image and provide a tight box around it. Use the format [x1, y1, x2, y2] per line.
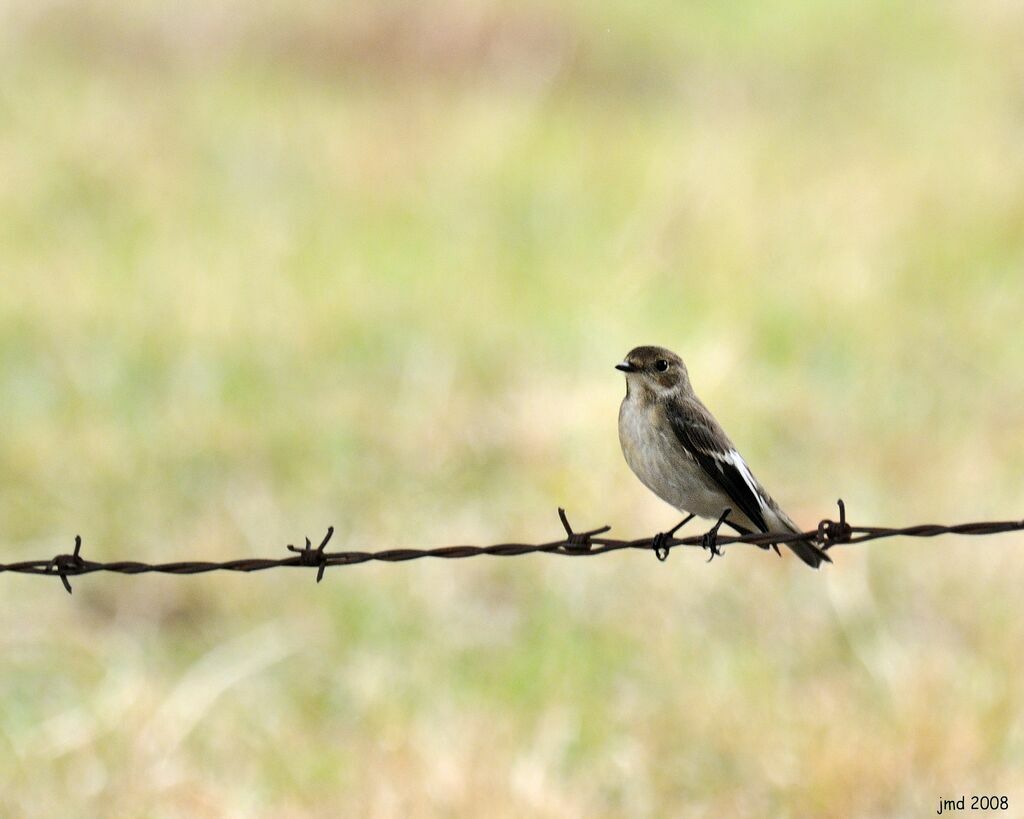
[2, 500, 1023, 594]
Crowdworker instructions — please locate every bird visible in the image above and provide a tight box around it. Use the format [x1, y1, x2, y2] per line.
[616, 345, 830, 568]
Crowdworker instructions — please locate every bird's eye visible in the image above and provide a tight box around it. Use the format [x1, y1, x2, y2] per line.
[654, 359, 670, 372]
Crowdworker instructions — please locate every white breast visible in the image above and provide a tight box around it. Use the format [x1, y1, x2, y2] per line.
[617, 395, 728, 520]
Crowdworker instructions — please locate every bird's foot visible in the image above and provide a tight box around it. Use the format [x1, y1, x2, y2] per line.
[701, 508, 732, 562]
[652, 513, 695, 562]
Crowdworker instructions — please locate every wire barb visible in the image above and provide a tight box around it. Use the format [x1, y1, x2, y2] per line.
[557, 508, 611, 553]
[48, 535, 84, 595]
[286, 527, 334, 583]
[817, 499, 853, 549]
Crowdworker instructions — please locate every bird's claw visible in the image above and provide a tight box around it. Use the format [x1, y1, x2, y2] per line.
[652, 532, 671, 562]
[701, 508, 732, 562]
[651, 513, 695, 563]
[701, 532, 723, 561]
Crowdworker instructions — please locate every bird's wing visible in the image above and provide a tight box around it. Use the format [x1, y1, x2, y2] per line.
[664, 399, 771, 533]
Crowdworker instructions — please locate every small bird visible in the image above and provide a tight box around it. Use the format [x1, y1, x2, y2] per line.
[616, 345, 829, 568]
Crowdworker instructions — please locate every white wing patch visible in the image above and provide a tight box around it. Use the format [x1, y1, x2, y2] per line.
[724, 450, 768, 511]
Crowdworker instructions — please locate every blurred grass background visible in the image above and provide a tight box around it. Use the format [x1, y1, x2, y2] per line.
[2, 0, 1024, 815]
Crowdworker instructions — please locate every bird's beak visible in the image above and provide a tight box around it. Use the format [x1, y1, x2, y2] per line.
[615, 360, 636, 373]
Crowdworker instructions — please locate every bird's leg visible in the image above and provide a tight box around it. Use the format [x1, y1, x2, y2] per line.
[702, 508, 732, 562]
[652, 513, 695, 562]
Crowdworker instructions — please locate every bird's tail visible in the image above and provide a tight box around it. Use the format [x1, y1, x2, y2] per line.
[771, 508, 831, 569]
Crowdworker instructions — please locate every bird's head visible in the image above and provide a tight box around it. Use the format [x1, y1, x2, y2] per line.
[616, 346, 690, 398]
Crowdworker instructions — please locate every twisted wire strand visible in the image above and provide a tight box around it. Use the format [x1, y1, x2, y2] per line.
[2, 500, 1022, 594]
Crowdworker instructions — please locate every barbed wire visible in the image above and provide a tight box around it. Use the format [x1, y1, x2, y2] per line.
[1, 500, 1022, 594]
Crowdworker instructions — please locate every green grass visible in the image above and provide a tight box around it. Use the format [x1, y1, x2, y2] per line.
[2, 1, 1024, 815]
